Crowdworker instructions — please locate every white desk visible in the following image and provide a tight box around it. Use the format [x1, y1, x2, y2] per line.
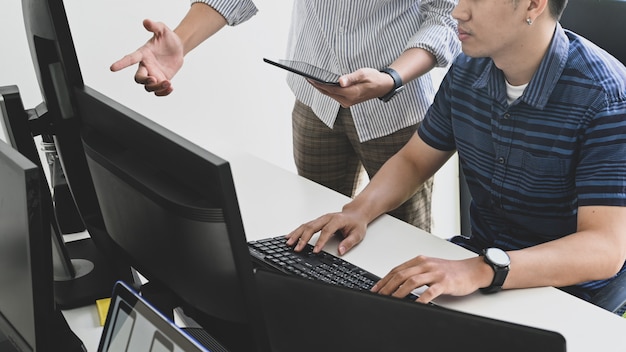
[64, 151, 626, 351]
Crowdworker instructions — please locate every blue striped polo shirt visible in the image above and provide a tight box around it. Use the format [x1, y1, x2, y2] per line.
[419, 24, 626, 299]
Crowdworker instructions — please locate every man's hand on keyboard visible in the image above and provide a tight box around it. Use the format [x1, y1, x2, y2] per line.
[285, 210, 368, 256]
[370, 255, 493, 304]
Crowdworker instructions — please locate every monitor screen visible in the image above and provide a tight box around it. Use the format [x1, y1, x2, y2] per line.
[21, 0, 133, 308]
[76, 85, 269, 352]
[98, 281, 214, 352]
[0, 139, 84, 352]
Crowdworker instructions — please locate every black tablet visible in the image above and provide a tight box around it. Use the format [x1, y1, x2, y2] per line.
[263, 58, 341, 85]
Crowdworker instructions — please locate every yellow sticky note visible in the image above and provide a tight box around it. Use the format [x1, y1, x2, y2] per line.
[96, 298, 111, 326]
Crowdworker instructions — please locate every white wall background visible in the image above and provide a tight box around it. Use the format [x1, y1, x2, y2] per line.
[0, 0, 459, 237]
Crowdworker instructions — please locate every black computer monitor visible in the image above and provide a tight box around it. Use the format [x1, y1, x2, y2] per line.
[75, 85, 270, 352]
[20, 0, 131, 308]
[254, 269, 567, 352]
[0, 139, 85, 352]
[1, 85, 85, 302]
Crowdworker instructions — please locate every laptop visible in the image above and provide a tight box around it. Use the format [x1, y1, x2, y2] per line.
[254, 269, 567, 352]
[98, 281, 228, 352]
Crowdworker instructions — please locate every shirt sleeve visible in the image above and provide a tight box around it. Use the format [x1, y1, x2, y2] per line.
[191, 0, 258, 26]
[576, 98, 626, 206]
[405, 0, 460, 68]
[418, 66, 457, 151]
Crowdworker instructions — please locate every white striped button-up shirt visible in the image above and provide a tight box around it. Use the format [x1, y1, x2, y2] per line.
[193, 0, 460, 142]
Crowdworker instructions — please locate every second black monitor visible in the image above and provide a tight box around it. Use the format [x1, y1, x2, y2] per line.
[75, 85, 269, 352]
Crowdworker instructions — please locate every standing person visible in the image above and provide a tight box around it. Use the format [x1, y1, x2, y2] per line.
[286, 0, 626, 309]
[110, 0, 461, 233]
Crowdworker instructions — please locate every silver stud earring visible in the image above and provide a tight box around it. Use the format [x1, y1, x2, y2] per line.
[526, 17, 533, 25]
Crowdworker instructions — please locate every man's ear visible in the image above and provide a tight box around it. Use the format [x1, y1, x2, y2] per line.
[527, 0, 549, 21]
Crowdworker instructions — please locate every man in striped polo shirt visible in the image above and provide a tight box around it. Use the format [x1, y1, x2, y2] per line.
[287, 0, 626, 309]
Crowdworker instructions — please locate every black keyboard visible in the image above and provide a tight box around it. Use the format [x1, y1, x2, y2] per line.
[248, 236, 419, 300]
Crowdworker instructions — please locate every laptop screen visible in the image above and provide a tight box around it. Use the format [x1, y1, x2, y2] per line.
[98, 282, 211, 352]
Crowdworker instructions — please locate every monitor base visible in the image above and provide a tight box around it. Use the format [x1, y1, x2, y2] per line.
[54, 237, 121, 309]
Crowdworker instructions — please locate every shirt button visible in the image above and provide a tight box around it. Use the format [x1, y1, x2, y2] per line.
[503, 113, 511, 119]
[497, 157, 505, 164]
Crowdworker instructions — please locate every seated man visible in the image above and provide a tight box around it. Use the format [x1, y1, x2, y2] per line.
[286, 0, 626, 308]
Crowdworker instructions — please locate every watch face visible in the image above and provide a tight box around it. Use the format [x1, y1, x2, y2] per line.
[485, 248, 510, 267]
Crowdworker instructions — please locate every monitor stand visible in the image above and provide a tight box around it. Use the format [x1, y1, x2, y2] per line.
[53, 234, 122, 309]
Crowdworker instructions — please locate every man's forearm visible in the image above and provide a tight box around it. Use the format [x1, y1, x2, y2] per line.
[175, 3, 228, 55]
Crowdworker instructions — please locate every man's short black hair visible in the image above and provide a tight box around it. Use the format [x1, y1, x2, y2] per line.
[550, 0, 568, 20]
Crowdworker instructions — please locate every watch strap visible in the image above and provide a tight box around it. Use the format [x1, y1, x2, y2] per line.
[379, 67, 404, 102]
[479, 248, 510, 294]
